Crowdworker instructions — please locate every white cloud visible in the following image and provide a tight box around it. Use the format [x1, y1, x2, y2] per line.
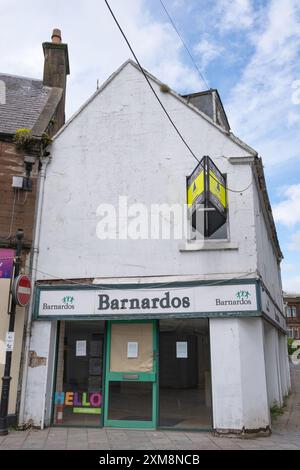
[281, 261, 297, 273]
[0, 0, 205, 117]
[273, 184, 300, 227]
[194, 38, 224, 69]
[225, 0, 300, 167]
[287, 110, 300, 126]
[282, 275, 300, 293]
[1, 0, 300, 174]
[287, 230, 300, 251]
[216, 0, 254, 32]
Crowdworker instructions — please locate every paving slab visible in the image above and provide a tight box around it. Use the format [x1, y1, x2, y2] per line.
[1, 363, 299, 450]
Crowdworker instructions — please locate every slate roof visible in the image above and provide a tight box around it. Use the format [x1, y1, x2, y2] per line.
[0, 74, 52, 135]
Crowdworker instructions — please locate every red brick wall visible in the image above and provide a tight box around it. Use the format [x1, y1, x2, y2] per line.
[0, 140, 38, 247]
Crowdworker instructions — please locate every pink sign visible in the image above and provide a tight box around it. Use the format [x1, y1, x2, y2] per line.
[0, 249, 15, 279]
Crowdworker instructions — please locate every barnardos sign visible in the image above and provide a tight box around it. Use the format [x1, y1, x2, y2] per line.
[37, 283, 258, 318]
[98, 291, 190, 311]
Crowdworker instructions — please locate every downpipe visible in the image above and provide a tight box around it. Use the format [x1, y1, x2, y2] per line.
[18, 155, 51, 428]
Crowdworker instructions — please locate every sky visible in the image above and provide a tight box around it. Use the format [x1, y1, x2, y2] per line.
[1, 0, 300, 292]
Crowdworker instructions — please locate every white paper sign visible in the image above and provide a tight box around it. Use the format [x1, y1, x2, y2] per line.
[127, 342, 138, 358]
[5, 332, 14, 352]
[176, 341, 188, 358]
[76, 340, 86, 357]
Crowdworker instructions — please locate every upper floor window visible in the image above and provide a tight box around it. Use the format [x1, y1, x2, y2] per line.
[287, 305, 297, 318]
[287, 327, 299, 339]
[287, 328, 294, 338]
[187, 156, 228, 241]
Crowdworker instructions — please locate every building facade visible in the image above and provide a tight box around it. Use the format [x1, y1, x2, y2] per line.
[284, 293, 300, 339]
[0, 29, 69, 424]
[20, 60, 290, 434]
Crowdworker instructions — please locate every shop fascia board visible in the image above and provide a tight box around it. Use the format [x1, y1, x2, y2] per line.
[33, 278, 262, 322]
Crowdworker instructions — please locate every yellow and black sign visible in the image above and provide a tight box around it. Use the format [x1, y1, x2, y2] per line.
[209, 170, 226, 210]
[187, 156, 227, 237]
[208, 158, 227, 215]
[187, 167, 204, 207]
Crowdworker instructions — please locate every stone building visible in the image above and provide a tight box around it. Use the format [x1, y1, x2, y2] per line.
[284, 293, 300, 339]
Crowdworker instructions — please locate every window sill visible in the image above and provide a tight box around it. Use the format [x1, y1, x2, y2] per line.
[179, 240, 239, 252]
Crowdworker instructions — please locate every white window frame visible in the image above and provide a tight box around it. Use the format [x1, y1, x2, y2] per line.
[287, 305, 297, 318]
[287, 328, 294, 338]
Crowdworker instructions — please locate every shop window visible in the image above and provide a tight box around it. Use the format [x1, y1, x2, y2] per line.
[159, 318, 212, 430]
[53, 321, 105, 426]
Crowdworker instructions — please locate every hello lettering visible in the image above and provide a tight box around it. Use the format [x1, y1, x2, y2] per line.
[54, 391, 102, 407]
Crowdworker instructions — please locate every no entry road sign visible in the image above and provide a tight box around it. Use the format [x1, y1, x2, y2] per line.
[12, 274, 32, 307]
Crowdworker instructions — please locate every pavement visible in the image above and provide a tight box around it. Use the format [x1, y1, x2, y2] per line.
[0, 363, 299, 450]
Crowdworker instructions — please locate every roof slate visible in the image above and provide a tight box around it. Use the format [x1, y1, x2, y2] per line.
[0, 74, 52, 135]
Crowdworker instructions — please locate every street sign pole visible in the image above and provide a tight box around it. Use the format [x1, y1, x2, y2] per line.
[0, 229, 24, 435]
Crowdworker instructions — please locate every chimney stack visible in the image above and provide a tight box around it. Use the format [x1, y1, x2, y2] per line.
[43, 28, 70, 130]
[51, 28, 62, 44]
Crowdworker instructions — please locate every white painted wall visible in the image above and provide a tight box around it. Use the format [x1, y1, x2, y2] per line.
[263, 321, 282, 406]
[36, 62, 257, 282]
[210, 317, 270, 432]
[253, 180, 283, 310]
[278, 332, 290, 397]
[23, 321, 54, 427]
[210, 318, 243, 430]
[239, 318, 269, 429]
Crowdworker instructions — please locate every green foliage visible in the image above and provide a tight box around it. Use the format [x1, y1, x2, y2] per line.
[270, 404, 284, 420]
[41, 132, 52, 148]
[160, 83, 170, 93]
[288, 337, 295, 355]
[13, 128, 52, 152]
[270, 397, 288, 421]
[13, 128, 33, 149]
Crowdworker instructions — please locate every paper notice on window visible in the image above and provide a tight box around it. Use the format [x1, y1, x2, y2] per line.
[176, 341, 188, 358]
[76, 340, 87, 357]
[127, 342, 138, 358]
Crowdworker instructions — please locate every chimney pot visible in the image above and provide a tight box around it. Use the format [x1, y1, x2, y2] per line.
[51, 28, 62, 44]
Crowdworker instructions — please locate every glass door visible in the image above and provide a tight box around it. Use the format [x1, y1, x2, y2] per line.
[104, 321, 157, 429]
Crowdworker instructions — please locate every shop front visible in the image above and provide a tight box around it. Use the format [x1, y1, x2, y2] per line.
[51, 318, 211, 430]
[33, 279, 261, 431]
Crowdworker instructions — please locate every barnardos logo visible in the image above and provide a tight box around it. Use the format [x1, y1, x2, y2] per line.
[42, 296, 76, 311]
[98, 291, 191, 311]
[62, 296, 74, 304]
[216, 290, 252, 306]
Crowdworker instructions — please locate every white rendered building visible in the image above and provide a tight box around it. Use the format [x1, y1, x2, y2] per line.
[19, 61, 290, 434]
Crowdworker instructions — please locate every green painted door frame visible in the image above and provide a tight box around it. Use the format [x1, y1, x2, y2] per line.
[104, 320, 158, 429]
